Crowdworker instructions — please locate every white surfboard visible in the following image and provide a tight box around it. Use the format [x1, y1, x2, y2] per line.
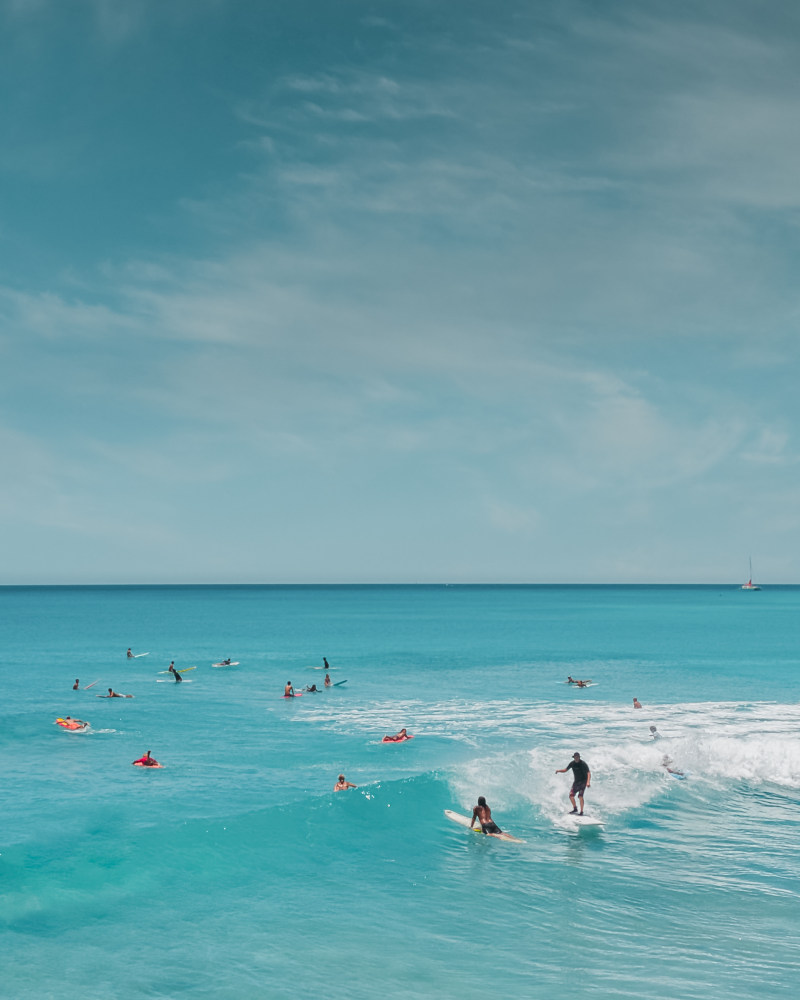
[212, 661, 239, 667]
[444, 809, 525, 843]
[565, 813, 603, 829]
[133, 652, 149, 657]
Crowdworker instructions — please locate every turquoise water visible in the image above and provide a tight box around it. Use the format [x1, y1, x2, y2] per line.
[2, 584, 798, 999]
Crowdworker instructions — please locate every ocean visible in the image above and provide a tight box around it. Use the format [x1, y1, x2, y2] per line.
[1, 584, 798, 999]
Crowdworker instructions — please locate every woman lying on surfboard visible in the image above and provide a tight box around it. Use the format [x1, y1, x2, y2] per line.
[469, 796, 503, 834]
[382, 728, 413, 743]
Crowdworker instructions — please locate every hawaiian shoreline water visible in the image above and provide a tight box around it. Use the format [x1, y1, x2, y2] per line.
[2, 585, 798, 999]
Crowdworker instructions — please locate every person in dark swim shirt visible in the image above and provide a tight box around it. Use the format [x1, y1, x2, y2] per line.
[556, 752, 591, 815]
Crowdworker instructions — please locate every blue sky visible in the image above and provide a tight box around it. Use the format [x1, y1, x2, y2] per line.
[1, 0, 798, 584]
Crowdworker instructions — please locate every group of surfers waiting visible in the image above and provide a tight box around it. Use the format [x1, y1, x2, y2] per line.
[284, 674, 333, 696]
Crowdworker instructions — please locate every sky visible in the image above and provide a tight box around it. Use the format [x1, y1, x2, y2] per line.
[1, 0, 798, 584]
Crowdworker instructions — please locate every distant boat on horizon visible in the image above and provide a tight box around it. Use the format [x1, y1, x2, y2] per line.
[741, 557, 761, 591]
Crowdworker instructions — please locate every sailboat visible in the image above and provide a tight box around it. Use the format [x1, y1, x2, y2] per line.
[741, 557, 761, 591]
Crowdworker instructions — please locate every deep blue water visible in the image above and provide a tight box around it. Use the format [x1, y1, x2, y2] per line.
[2, 585, 798, 999]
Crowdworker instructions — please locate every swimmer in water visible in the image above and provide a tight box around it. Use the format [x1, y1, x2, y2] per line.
[305, 684, 319, 693]
[633, 697, 642, 709]
[469, 796, 503, 834]
[334, 774, 357, 791]
[649, 725, 661, 740]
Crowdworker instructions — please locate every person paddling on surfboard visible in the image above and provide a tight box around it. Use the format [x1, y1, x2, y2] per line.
[133, 750, 159, 767]
[102, 688, 133, 698]
[556, 752, 591, 815]
[661, 755, 684, 776]
[468, 796, 503, 834]
[63, 716, 88, 729]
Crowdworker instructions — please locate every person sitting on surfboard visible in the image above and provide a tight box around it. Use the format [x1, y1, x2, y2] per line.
[323, 657, 330, 670]
[469, 796, 503, 834]
[324, 673, 332, 687]
[168, 664, 183, 683]
[556, 752, 591, 815]
[334, 774, 357, 791]
[133, 751, 159, 767]
[285, 681, 295, 697]
[127, 648, 133, 658]
[73, 678, 80, 690]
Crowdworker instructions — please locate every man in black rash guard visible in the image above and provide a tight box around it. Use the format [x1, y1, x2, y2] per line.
[556, 752, 591, 815]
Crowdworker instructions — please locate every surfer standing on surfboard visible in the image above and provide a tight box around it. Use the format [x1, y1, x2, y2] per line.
[556, 753, 591, 815]
[468, 796, 503, 834]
